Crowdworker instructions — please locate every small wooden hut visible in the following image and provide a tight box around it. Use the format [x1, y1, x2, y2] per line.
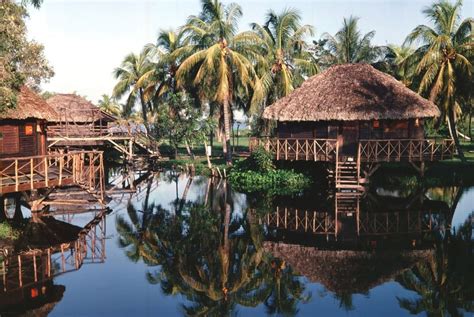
[46, 94, 117, 145]
[0, 87, 57, 159]
[253, 64, 455, 188]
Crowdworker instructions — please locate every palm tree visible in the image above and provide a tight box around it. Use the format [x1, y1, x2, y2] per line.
[404, 0, 473, 162]
[383, 45, 416, 85]
[138, 28, 193, 105]
[322, 16, 383, 65]
[112, 48, 153, 134]
[251, 8, 318, 105]
[176, 0, 263, 165]
[97, 94, 121, 117]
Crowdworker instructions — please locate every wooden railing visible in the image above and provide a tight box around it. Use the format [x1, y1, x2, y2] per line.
[261, 207, 445, 237]
[358, 139, 455, 162]
[260, 207, 337, 235]
[250, 137, 455, 163]
[249, 137, 338, 161]
[359, 210, 443, 236]
[0, 151, 105, 199]
[0, 212, 106, 294]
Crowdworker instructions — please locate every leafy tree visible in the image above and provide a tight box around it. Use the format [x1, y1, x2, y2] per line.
[0, 0, 53, 111]
[320, 16, 383, 65]
[154, 92, 215, 158]
[404, 0, 473, 162]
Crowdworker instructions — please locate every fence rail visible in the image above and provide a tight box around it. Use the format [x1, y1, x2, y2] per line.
[358, 139, 455, 162]
[0, 151, 105, 199]
[249, 137, 338, 161]
[249, 137, 455, 162]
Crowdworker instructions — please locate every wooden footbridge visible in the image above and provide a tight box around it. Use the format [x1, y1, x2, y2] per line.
[0, 151, 106, 204]
[47, 109, 160, 160]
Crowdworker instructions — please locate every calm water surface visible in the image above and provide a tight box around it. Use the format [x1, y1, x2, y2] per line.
[1, 170, 473, 316]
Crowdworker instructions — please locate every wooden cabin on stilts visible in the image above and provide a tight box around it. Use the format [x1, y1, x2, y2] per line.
[251, 64, 454, 192]
[0, 87, 106, 211]
[45, 94, 160, 162]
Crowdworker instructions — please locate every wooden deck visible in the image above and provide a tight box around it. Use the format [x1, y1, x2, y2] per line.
[0, 151, 105, 201]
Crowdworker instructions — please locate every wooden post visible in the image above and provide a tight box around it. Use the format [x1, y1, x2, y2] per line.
[44, 157, 49, 187]
[59, 154, 64, 185]
[33, 254, 37, 282]
[18, 255, 22, 287]
[14, 160, 19, 192]
[30, 158, 34, 190]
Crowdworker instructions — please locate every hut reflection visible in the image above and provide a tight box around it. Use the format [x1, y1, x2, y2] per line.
[0, 199, 107, 315]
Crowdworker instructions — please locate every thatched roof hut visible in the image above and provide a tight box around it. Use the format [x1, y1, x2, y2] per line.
[0, 87, 57, 158]
[264, 241, 432, 295]
[0, 87, 58, 121]
[46, 94, 116, 123]
[262, 64, 439, 122]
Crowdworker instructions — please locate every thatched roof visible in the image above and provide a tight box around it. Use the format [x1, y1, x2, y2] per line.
[46, 94, 117, 123]
[15, 216, 82, 251]
[263, 64, 440, 122]
[0, 87, 58, 121]
[264, 241, 432, 295]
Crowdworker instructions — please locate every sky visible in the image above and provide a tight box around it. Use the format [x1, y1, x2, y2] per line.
[26, 0, 473, 103]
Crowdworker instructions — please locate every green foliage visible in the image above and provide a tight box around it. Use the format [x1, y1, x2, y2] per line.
[0, 1, 53, 111]
[0, 222, 20, 240]
[229, 147, 310, 195]
[237, 146, 275, 173]
[154, 92, 215, 157]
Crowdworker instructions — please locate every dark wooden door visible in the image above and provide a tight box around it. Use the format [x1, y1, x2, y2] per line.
[339, 122, 358, 159]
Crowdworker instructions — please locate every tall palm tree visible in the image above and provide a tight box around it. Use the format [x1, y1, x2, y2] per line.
[112, 48, 153, 134]
[322, 16, 382, 65]
[176, 0, 263, 165]
[404, 0, 473, 162]
[97, 94, 121, 117]
[251, 8, 318, 105]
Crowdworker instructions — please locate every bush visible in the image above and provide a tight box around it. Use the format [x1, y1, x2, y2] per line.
[229, 147, 310, 195]
[0, 222, 20, 240]
[236, 146, 275, 173]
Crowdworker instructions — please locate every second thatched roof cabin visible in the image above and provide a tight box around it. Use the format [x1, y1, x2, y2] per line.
[253, 64, 454, 165]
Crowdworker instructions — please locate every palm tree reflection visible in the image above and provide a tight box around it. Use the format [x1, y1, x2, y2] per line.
[116, 177, 309, 316]
[396, 214, 474, 316]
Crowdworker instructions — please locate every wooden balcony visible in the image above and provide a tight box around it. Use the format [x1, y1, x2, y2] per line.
[249, 137, 455, 163]
[0, 151, 105, 199]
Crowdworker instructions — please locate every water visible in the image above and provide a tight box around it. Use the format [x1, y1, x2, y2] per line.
[1, 170, 473, 316]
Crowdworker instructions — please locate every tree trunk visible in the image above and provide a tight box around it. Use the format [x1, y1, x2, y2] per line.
[469, 108, 472, 143]
[448, 108, 466, 162]
[222, 98, 232, 165]
[204, 140, 212, 169]
[139, 88, 149, 135]
[184, 141, 194, 160]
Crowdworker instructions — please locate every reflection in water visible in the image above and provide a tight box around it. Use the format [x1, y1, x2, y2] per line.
[0, 202, 107, 316]
[116, 172, 473, 316]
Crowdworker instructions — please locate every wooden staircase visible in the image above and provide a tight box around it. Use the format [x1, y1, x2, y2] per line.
[335, 159, 362, 190]
[133, 132, 161, 157]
